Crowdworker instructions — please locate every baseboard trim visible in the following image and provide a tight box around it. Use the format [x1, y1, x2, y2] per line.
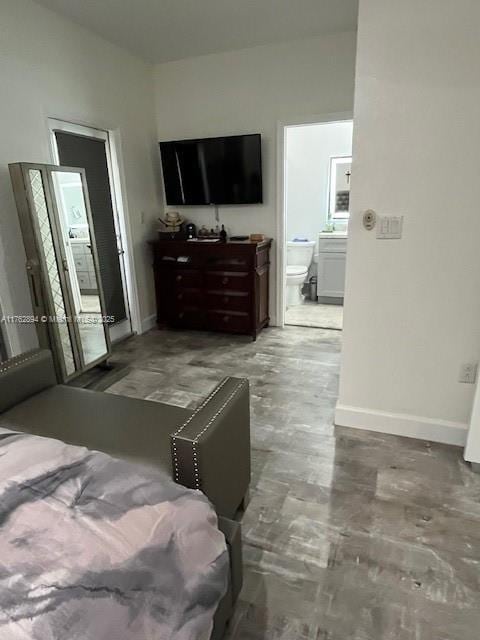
[334, 404, 468, 446]
[140, 314, 157, 334]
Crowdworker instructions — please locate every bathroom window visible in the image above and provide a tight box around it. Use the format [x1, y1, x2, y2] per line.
[329, 156, 352, 220]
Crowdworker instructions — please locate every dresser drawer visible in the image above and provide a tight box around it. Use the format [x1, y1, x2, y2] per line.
[174, 289, 202, 307]
[206, 271, 250, 291]
[173, 270, 202, 288]
[207, 310, 251, 334]
[156, 252, 200, 269]
[206, 291, 250, 312]
[172, 308, 204, 329]
[205, 255, 251, 271]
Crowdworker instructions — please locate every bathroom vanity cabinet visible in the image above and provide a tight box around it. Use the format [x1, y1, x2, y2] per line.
[71, 239, 98, 294]
[317, 234, 347, 301]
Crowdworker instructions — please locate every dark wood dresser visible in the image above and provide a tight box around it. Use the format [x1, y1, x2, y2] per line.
[150, 239, 272, 340]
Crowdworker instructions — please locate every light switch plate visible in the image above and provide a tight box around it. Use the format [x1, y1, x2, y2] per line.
[377, 215, 403, 239]
[459, 362, 478, 384]
[388, 216, 403, 239]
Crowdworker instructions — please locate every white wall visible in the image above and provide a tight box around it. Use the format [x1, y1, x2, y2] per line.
[285, 121, 353, 243]
[0, 0, 162, 355]
[465, 381, 480, 463]
[154, 33, 356, 324]
[336, 0, 480, 445]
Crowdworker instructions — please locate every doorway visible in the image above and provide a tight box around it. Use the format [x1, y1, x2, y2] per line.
[279, 117, 353, 330]
[48, 119, 134, 344]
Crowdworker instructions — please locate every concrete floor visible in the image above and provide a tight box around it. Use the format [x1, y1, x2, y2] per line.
[98, 326, 480, 640]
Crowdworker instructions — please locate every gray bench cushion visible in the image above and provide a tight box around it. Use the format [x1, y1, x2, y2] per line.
[0, 350, 56, 413]
[0, 385, 191, 474]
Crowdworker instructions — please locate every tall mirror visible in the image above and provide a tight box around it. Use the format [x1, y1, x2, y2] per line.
[50, 170, 109, 367]
[25, 167, 77, 378]
[9, 163, 111, 382]
[329, 156, 352, 220]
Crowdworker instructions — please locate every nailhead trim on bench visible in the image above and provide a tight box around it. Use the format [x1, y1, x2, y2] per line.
[171, 377, 248, 489]
[172, 377, 230, 439]
[0, 350, 43, 374]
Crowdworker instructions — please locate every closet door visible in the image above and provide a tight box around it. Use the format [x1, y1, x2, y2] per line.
[9, 163, 111, 382]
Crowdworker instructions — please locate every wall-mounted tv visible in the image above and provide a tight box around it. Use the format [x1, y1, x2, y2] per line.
[159, 133, 262, 206]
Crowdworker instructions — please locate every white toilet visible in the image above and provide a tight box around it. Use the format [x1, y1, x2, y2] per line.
[286, 240, 315, 307]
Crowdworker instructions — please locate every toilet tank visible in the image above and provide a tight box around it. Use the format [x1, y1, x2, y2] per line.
[287, 241, 315, 266]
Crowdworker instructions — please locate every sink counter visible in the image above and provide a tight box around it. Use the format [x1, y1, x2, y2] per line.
[319, 232, 348, 239]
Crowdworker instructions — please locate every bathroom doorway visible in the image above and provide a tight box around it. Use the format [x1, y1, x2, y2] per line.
[279, 117, 353, 330]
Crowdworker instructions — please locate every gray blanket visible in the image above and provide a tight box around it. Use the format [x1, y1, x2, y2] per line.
[0, 427, 228, 640]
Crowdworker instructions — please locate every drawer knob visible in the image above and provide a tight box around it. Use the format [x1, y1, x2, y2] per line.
[177, 293, 183, 301]
[176, 274, 182, 282]
[223, 296, 229, 304]
[222, 277, 229, 285]
[223, 315, 229, 323]
[178, 312, 184, 319]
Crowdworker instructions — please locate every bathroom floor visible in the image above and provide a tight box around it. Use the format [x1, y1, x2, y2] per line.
[285, 300, 343, 330]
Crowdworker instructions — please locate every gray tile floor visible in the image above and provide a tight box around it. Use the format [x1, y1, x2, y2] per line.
[102, 326, 480, 640]
[285, 300, 343, 330]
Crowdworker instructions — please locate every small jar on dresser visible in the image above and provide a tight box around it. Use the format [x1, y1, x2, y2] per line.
[149, 239, 272, 340]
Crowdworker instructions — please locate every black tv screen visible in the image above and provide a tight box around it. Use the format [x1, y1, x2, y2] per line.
[160, 134, 262, 205]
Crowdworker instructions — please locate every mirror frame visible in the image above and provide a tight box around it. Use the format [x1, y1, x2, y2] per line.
[9, 162, 111, 381]
[48, 165, 111, 372]
[328, 155, 352, 221]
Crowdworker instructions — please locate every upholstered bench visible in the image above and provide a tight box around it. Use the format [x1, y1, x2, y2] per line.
[0, 348, 251, 519]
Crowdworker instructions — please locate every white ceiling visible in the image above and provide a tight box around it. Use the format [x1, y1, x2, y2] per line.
[33, 0, 358, 64]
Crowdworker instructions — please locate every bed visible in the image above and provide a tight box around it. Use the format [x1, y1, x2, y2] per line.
[0, 426, 230, 640]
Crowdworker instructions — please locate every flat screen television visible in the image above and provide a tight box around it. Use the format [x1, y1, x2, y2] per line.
[159, 134, 262, 206]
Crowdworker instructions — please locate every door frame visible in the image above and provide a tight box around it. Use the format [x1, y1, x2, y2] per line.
[0, 297, 10, 361]
[47, 118, 141, 341]
[275, 111, 353, 327]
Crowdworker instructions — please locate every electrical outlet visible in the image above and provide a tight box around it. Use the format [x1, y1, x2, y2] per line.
[459, 362, 478, 384]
